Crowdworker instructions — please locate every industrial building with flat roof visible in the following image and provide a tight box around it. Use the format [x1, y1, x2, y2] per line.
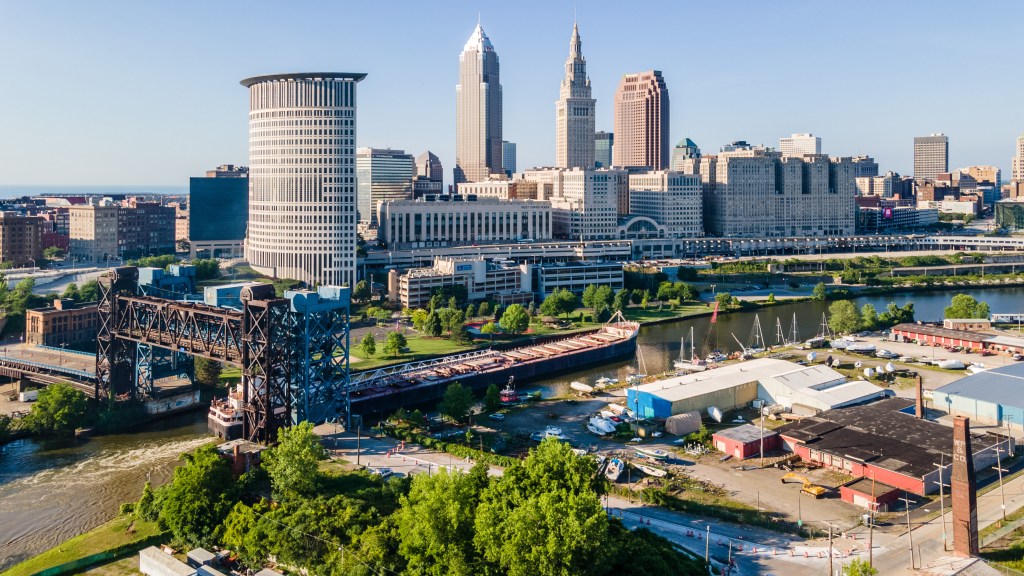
[625, 358, 887, 420]
[777, 398, 1013, 495]
[932, 363, 1024, 432]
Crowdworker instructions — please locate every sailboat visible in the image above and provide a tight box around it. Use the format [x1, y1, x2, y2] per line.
[774, 317, 786, 348]
[674, 327, 707, 372]
[804, 312, 829, 348]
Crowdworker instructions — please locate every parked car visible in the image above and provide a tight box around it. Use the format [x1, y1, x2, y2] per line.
[1013, 354, 1023, 361]
[488, 413, 505, 421]
[371, 467, 393, 478]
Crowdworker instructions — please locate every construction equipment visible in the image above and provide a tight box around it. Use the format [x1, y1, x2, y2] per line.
[780, 472, 829, 498]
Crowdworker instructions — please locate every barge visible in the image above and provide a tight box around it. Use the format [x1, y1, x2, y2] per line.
[349, 318, 640, 416]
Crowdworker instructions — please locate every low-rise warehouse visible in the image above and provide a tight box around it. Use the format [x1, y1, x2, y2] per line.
[932, 363, 1024, 433]
[712, 424, 780, 459]
[777, 398, 1013, 495]
[625, 358, 886, 419]
[890, 323, 988, 351]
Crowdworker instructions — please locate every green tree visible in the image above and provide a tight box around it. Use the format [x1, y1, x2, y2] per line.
[860, 303, 878, 330]
[464, 303, 476, 319]
[474, 439, 608, 576]
[812, 282, 828, 301]
[640, 294, 649, 310]
[438, 382, 474, 422]
[483, 383, 502, 412]
[842, 558, 878, 576]
[828, 300, 862, 335]
[767, 293, 776, 304]
[581, 284, 598, 309]
[499, 303, 530, 335]
[527, 300, 536, 317]
[384, 332, 408, 357]
[612, 289, 630, 312]
[359, 333, 377, 358]
[539, 289, 578, 319]
[396, 464, 490, 575]
[480, 321, 498, 342]
[353, 279, 372, 302]
[411, 308, 429, 331]
[656, 281, 676, 302]
[43, 246, 66, 259]
[60, 282, 81, 301]
[715, 292, 734, 310]
[943, 293, 990, 319]
[136, 481, 158, 522]
[79, 280, 100, 302]
[220, 501, 272, 568]
[159, 444, 238, 549]
[438, 307, 466, 338]
[477, 301, 491, 318]
[23, 383, 88, 436]
[593, 285, 614, 310]
[194, 357, 223, 387]
[878, 301, 915, 326]
[191, 258, 220, 281]
[424, 311, 443, 337]
[263, 421, 327, 501]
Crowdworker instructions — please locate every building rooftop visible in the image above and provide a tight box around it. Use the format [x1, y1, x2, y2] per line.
[240, 72, 367, 88]
[843, 477, 898, 497]
[934, 363, 1024, 410]
[634, 358, 797, 402]
[892, 323, 987, 342]
[777, 398, 997, 478]
[713, 423, 777, 444]
[765, 364, 887, 408]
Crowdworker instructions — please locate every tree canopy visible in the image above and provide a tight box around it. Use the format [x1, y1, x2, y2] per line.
[812, 282, 828, 301]
[23, 383, 88, 436]
[539, 288, 578, 319]
[358, 333, 377, 358]
[943, 293, 990, 320]
[159, 444, 239, 549]
[499, 303, 529, 335]
[828, 300, 862, 335]
[439, 382, 474, 423]
[383, 332, 408, 357]
[263, 421, 327, 501]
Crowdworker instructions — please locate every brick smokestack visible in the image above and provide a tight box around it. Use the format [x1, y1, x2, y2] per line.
[951, 416, 979, 557]
[915, 375, 925, 419]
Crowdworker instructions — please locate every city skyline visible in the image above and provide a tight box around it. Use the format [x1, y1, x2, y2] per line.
[1, 0, 1023, 186]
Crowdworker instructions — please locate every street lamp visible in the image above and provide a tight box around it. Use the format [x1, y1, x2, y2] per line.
[59, 342, 66, 366]
[27, 259, 36, 271]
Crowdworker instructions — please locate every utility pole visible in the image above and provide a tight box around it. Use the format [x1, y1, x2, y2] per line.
[759, 410, 765, 467]
[995, 446, 1008, 521]
[705, 526, 710, 563]
[827, 522, 833, 576]
[869, 475, 875, 568]
[936, 456, 950, 551]
[899, 491, 915, 570]
[356, 423, 361, 467]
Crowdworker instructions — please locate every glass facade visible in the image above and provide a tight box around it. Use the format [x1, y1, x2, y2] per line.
[595, 131, 613, 168]
[189, 176, 248, 242]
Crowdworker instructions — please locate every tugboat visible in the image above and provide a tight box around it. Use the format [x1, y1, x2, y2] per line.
[499, 376, 520, 404]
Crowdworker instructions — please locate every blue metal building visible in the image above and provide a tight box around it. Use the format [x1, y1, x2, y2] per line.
[932, 363, 1024, 431]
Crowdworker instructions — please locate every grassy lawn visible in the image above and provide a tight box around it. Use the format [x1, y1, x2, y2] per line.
[351, 333, 479, 371]
[76, 556, 143, 576]
[623, 303, 713, 323]
[0, 515, 164, 576]
[198, 262, 301, 296]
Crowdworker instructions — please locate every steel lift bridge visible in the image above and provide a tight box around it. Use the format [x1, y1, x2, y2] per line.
[96, 267, 351, 443]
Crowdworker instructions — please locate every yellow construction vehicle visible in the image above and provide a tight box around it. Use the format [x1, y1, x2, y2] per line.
[780, 472, 828, 498]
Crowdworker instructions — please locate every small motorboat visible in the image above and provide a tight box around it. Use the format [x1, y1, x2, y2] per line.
[937, 359, 966, 370]
[570, 381, 594, 394]
[531, 426, 569, 442]
[636, 463, 668, 478]
[588, 416, 616, 435]
[635, 447, 669, 460]
[847, 343, 877, 354]
[587, 423, 606, 436]
[605, 458, 625, 482]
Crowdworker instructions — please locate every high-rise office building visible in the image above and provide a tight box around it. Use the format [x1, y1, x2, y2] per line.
[356, 148, 414, 227]
[594, 131, 613, 168]
[555, 23, 595, 169]
[1013, 134, 1024, 182]
[455, 24, 502, 184]
[414, 151, 444, 197]
[670, 138, 700, 171]
[914, 134, 949, 181]
[242, 72, 365, 287]
[779, 133, 821, 157]
[189, 164, 248, 258]
[613, 71, 669, 169]
[502, 141, 517, 176]
[628, 171, 703, 237]
[851, 155, 879, 178]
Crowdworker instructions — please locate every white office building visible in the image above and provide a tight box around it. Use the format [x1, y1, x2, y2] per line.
[356, 147, 414, 227]
[555, 23, 596, 169]
[241, 72, 365, 287]
[779, 133, 821, 157]
[628, 171, 703, 237]
[535, 261, 624, 298]
[914, 134, 949, 181]
[377, 197, 552, 249]
[392, 257, 532, 309]
[1013, 134, 1024, 183]
[548, 168, 624, 240]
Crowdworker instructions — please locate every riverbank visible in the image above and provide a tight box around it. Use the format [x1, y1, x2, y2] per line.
[0, 515, 165, 576]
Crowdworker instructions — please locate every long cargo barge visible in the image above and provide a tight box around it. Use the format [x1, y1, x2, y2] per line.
[348, 319, 640, 417]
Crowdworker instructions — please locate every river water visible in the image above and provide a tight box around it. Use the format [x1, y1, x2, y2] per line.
[0, 286, 1021, 569]
[0, 412, 210, 570]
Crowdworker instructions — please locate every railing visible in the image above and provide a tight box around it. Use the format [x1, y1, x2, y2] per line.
[34, 344, 94, 357]
[0, 355, 95, 380]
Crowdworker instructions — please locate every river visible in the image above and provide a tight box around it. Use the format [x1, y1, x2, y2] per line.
[0, 412, 210, 570]
[0, 285, 1021, 570]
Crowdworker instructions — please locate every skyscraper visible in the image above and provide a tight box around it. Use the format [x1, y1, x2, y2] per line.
[555, 23, 595, 169]
[779, 133, 821, 157]
[1013, 134, 1024, 182]
[455, 23, 502, 184]
[356, 148, 414, 227]
[242, 72, 365, 287]
[594, 131, 613, 168]
[670, 138, 700, 171]
[914, 134, 949, 181]
[502, 141, 517, 176]
[613, 71, 669, 170]
[413, 151, 445, 197]
[189, 165, 248, 258]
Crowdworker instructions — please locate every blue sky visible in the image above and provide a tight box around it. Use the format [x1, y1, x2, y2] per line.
[1, 0, 1022, 186]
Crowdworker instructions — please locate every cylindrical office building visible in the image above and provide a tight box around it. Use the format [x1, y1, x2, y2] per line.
[241, 72, 366, 288]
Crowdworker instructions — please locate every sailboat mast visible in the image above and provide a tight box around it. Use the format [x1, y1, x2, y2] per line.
[775, 318, 784, 347]
[790, 313, 799, 345]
